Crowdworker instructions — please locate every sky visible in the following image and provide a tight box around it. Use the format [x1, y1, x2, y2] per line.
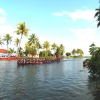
[0, 0, 100, 55]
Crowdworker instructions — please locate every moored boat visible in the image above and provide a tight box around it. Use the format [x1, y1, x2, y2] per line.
[0, 57, 19, 60]
[17, 58, 60, 65]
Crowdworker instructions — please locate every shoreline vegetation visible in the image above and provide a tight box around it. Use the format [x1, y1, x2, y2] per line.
[0, 22, 84, 59]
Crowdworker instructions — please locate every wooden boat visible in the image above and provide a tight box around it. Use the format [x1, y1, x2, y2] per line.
[17, 58, 60, 65]
[0, 57, 19, 60]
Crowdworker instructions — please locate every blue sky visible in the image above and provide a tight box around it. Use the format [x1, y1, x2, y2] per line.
[0, 0, 100, 55]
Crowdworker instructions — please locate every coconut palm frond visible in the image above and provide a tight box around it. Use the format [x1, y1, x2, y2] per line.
[94, 12, 99, 18]
[97, 21, 100, 27]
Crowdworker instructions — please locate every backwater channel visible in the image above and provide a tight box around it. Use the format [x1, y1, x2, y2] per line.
[0, 58, 100, 100]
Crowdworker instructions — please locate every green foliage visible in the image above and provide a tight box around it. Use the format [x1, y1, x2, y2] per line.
[94, 8, 100, 27]
[89, 43, 97, 55]
[7, 48, 15, 53]
[66, 52, 71, 57]
[3, 34, 12, 50]
[72, 48, 84, 57]
[88, 48, 100, 77]
[39, 50, 52, 57]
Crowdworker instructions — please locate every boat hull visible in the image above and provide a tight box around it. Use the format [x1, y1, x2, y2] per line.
[0, 57, 19, 60]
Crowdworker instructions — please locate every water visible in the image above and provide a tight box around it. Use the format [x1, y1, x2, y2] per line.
[0, 58, 100, 100]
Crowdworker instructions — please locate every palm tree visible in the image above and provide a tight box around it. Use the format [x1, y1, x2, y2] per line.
[89, 43, 97, 55]
[55, 47, 61, 56]
[0, 37, 4, 47]
[3, 34, 12, 50]
[51, 43, 57, 50]
[7, 48, 15, 53]
[28, 33, 38, 47]
[51, 43, 57, 55]
[16, 22, 29, 51]
[94, 7, 100, 27]
[43, 41, 50, 57]
[76, 49, 84, 56]
[43, 41, 50, 51]
[59, 44, 65, 56]
[25, 42, 37, 57]
[36, 41, 41, 53]
[72, 49, 77, 56]
[15, 38, 20, 53]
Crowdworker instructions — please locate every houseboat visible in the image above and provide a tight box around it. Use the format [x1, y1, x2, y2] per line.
[0, 49, 19, 60]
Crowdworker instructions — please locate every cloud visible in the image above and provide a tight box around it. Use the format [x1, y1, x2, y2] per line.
[68, 28, 97, 55]
[0, 17, 7, 23]
[0, 25, 15, 35]
[0, 8, 6, 14]
[53, 10, 95, 21]
[0, 8, 7, 23]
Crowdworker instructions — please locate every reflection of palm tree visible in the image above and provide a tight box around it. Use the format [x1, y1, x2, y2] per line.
[16, 22, 29, 51]
[3, 34, 12, 50]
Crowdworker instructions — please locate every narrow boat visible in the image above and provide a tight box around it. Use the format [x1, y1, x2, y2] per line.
[17, 58, 60, 65]
[0, 56, 19, 60]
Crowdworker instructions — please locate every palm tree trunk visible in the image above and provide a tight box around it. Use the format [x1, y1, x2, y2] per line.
[19, 33, 23, 53]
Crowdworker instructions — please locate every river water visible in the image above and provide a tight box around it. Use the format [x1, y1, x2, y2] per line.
[0, 58, 100, 100]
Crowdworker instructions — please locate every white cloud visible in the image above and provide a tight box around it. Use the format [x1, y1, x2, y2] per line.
[0, 8, 7, 23]
[68, 28, 97, 55]
[0, 8, 6, 14]
[0, 25, 15, 35]
[53, 10, 95, 21]
[0, 17, 7, 23]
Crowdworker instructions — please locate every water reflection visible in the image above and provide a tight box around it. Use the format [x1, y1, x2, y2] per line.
[0, 59, 100, 100]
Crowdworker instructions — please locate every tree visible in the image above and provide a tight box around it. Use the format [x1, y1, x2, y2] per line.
[16, 22, 29, 51]
[72, 49, 77, 56]
[0, 37, 4, 46]
[15, 38, 20, 53]
[51, 43, 57, 50]
[25, 42, 37, 57]
[88, 48, 100, 77]
[3, 34, 12, 50]
[36, 41, 41, 53]
[59, 44, 65, 56]
[66, 52, 71, 57]
[89, 43, 97, 55]
[51, 43, 57, 55]
[55, 47, 61, 56]
[7, 48, 15, 53]
[43, 41, 50, 57]
[43, 41, 50, 51]
[28, 33, 38, 47]
[76, 49, 84, 56]
[94, 7, 100, 27]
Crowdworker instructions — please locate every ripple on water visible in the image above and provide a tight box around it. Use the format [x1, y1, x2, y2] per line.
[0, 59, 95, 100]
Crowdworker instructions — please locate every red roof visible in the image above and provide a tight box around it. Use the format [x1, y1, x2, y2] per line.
[0, 49, 7, 53]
